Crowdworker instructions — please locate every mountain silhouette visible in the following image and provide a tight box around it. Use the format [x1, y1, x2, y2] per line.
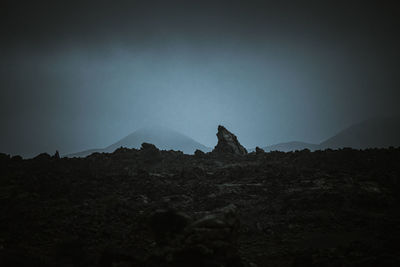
[66, 126, 211, 157]
[262, 117, 400, 152]
[319, 117, 400, 149]
[67, 117, 400, 157]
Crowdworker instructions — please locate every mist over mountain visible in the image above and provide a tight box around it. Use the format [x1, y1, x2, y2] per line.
[67, 117, 400, 157]
[2, 1, 400, 265]
[67, 126, 210, 157]
[319, 117, 400, 149]
[2, 1, 400, 158]
[263, 117, 400, 152]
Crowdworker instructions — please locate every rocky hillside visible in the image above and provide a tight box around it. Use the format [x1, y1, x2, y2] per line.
[1, 126, 399, 266]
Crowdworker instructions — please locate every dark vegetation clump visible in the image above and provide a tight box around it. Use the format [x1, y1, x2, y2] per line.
[1, 128, 400, 266]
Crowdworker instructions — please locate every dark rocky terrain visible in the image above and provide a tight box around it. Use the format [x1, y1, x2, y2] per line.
[1, 126, 400, 266]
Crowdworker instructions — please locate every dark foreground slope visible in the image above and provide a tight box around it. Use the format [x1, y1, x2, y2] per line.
[1, 147, 400, 266]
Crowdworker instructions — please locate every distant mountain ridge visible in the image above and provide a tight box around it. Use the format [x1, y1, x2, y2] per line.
[262, 141, 319, 152]
[66, 126, 211, 157]
[67, 117, 400, 157]
[263, 117, 400, 152]
[319, 117, 400, 149]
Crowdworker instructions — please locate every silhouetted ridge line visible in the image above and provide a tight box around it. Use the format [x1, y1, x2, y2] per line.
[66, 125, 211, 157]
[262, 117, 400, 152]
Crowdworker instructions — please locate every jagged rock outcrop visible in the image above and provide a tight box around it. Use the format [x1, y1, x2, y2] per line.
[213, 126, 247, 156]
[53, 150, 60, 159]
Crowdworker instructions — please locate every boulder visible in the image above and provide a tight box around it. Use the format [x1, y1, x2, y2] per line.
[140, 142, 161, 163]
[141, 142, 159, 151]
[255, 147, 264, 155]
[34, 153, 51, 160]
[213, 126, 247, 156]
[148, 209, 192, 245]
[194, 149, 205, 158]
[147, 204, 243, 267]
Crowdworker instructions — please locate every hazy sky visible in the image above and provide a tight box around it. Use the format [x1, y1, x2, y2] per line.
[1, 0, 400, 157]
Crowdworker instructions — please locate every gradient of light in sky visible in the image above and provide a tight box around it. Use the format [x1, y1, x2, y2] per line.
[1, 0, 399, 157]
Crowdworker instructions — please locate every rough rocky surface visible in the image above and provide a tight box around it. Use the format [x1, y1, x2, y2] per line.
[1, 143, 400, 266]
[213, 126, 247, 156]
[146, 204, 242, 267]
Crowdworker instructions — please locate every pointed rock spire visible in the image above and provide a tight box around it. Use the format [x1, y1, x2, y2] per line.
[212, 125, 247, 156]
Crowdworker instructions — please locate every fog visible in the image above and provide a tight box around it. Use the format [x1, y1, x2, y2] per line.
[1, 1, 399, 157]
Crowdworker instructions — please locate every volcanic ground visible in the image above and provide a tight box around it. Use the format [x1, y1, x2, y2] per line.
[0, 127, 399, 266]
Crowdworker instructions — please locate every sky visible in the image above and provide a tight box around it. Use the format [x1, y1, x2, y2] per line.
[1, 0, 400, 157]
